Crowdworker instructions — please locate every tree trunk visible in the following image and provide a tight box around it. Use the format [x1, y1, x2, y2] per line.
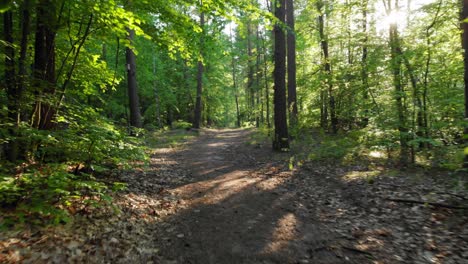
[422, 1, 442, 146]
[256, 25, 261, 128]
[261, 32, 271, 131]
[3, 10, 18, 161]
[389, 22, 410, 166]
[317, 0, 337, 134]
[18, 0, 31, 120]
[273, 0, 289, 151]
[231, 30, 241, 128]
[193, 10, 204, 129]
[125, 28, 142, 129]
[286, 0, 298, 128]
[153, 53, 162, 128]
[31, 0, 57, 130]
[463, 0, 468, 167]
[361, 0, 370, 127]
[247, 21, 256, 124]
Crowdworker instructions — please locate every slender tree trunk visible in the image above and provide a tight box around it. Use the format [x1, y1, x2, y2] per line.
[261, 32, 271, 131]
[361, 0, 370, 127]
[3, 10, 18, 161]
[401, 53, 424, 151]
[247, 21, 256, 124]
[317, 1, 337, 133]
[256, 25, 261, 128]
[286, 0, 298, 128]
[463, 0, 468, 167]
[230, 28, 241, 127]
[389, 22, 410, 166]
[273, 0, 289, 151]
[18, 0, 31, 120]
[125, 28, 142, 129]
[153, 54, 162, 128]
[193, 10, 204, 129]
[31, 0, 57, 130]
[422, 0, 442, 144]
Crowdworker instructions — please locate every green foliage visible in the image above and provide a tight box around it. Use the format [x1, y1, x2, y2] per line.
[47, 104, 147, 168]
[145, 129, 196, 149]
[0, 165, 126, 228]
[307, 132, 361, 162]
[172, 120, 192, 130]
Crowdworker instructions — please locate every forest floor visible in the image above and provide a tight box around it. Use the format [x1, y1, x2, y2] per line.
[1, 128, 468, 263]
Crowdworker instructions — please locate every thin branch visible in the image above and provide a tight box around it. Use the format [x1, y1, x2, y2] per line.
[56, 14, 93, 108]
[386, 198, 468, 210]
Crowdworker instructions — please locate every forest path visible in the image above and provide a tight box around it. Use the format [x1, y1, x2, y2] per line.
[3, 129, 466, 263]
[152, 129, 364, 264]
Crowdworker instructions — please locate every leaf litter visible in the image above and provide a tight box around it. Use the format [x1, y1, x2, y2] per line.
[0, 129, 467, 263]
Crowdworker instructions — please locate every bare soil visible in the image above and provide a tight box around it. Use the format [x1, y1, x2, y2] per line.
[1, 128, 467, 263]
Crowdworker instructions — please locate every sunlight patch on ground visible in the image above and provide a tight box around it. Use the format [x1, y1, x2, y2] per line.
[173, 170, 261, 206]
[342, 170, 380, 182]
[261, 213, 298, 254]
[116, 192, 181, 223]
[150, 157, 178, 165]
[196, 165, 230, 176]
[207, 142, 228, 147]
[353, 228, 389, 253]
[256, 172, 292, 191]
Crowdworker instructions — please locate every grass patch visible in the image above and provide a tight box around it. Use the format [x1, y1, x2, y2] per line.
[145, 129, 198, 149]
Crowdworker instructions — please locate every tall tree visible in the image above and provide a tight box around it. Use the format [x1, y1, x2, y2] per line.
[126, 28, 143, 128]
[273, 0, 289, 151]
[230, 28, 241, 127]
[3, 9, 17, 161]
[193, 8, 205, 129]
[317, 0, 337, 134]
[463, 0, 468, 167]
[31, 0, 58, 130]
[386, 1, 410, 165]
[286, 0, 297, 127]
[361, 0, 370, 127]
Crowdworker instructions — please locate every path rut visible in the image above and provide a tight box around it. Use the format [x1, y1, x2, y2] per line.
[154, 129, 358, 264]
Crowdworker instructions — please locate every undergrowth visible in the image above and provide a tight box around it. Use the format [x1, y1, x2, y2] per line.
[0, 105, 146, 229]
[255, 125, 465, 171]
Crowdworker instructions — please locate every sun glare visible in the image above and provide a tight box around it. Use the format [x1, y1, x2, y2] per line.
[375, 9, 408, 33]
[374, 0, 437, 34]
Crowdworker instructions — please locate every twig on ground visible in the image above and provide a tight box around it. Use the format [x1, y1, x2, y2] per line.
[386, 198, 468, 210]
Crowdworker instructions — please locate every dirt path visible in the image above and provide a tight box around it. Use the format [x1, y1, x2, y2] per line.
[2, 129, 467, 263]
[150, 129, 467, 264]
[152, 129, 366, 264]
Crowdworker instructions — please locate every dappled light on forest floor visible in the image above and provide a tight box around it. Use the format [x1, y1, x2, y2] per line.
[261, 213, 299, 254]
[171, 169, 261, 206]
[341, 170, 381, 182]
[2, 129, 467, 263]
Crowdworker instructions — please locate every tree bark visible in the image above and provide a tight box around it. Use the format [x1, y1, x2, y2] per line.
[389, 22, 410, 166]
[256, 25, 261, 128]
[247, 20, 256, 124]
[31, 0, 57, 130]
[317, 0, 337, 133]
[361, 0, 370, 127]
[230, 29, 241, 127]
[3, 10, 18, 161]
[273, 0, 289, 151]
[286, 0, 298, 128]
[463, 0, 468, 167]
[261, 32, 271, 131]
[193, 10, 205, 129]
[153, 54, 162, 128]
[125, 28, 142, 129]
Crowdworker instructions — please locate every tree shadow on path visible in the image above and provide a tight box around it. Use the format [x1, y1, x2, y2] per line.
[149, 129, 370, 264]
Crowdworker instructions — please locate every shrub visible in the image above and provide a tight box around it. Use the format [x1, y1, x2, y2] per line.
[0, 164, 127, 228]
